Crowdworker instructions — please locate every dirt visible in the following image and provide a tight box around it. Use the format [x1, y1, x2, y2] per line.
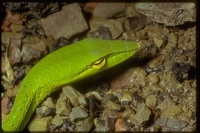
[1, 2, 196, 132]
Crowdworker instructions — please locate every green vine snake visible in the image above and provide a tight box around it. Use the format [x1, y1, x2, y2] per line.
[2, 38, 140, 131]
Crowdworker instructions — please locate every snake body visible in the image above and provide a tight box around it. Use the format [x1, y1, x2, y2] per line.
[2, 38, 140, 131]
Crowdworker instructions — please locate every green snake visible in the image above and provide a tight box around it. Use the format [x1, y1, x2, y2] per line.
[2, 38, 140, 131]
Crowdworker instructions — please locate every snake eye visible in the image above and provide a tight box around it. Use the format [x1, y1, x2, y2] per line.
[92, 58, 106, 69]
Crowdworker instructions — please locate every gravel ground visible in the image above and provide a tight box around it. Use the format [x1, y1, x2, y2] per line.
[1, 2, 196, 132]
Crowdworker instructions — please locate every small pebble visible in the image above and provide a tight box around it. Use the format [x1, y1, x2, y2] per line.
[155, 117, 168, 127]
[62, 86, 87, 107]
[1, 95, 10, 115]
[42, 97, 55, 108]
[145, 94, 157, 108]
[162, 105, 183, 117]
[121, 106, 135, 118]
[75, 117, 93, 132]
[166, 118, 188, 130]
[93, 3, 127, 19]
[133, 103, 151, 126]
[120, 91, 133, 104]
[153, 37, 163, 48]
[60, 120, 75, 132]
[28, 116, 53, 132]
[104, 117, 116, 131]
[115, 118, 127, 131]
[90, 91, 103, 100]
[131, 68, 147, 87]
[157, 96, 175, 111]
[55, 97, 71, 116]
[36, 97, 56, 117]
[69, 107, 88, 121]
[104, 101, 122, 111]
[51, 115, 63, 127]
[89, 17, 123, 39]
[148, 72, 160, 84]
[168, 32, 178, 44]
[94, 118, 107, 132]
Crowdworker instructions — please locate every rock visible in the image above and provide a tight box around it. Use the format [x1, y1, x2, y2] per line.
[1, 113, 8, 125]
[135, 3, 196, 26]
[22, 35, 47, 55]
[51, 115, 63, 127]
[21, 36, 54, 62]
[171, 62, 190, 82]
[36, 105, 55, 117]
[101, 94, 117, 109]
[62, 86, 87, 107]
[147, 54, 165, 71]
[182, 126, 194, 132]
[145, 94, 157, 108]
[162, 105, 183, 118]
[10, 23, 23, 32]
[104, 101, 122, 111]
[131, 68, 147, 87]
[75, 117, 93, 132]
[125, 3, 141, 17]
[121, 106, 135, 118]
[8, 38, 21, 65]
[36, 97, 55, 117]
[55, 97, 71, 116]
[87, 91, 103, 101]
[155, 117, 168, 127]
[125, 15, 151, 32]
[168, 32, 178, 44]
[21, 45, 42, 63]
[112, 89, 123, 102]
[153, 37, 164, 48]
[84, 2, 97, 13]
[93, 3, 127, 19]
[147, 73, 160, 84]
[1, 88, 24, 123]
[125, 10, 151, 32]
[101, 94, 117, 104]
[4, 84, 20, 98]
[120, 91, 133, 104]
[20, 35, 48, 63]
[1, 24, 24, 45]
[101, 109, 122, 120]
[180, 26, 196, 50]
[87, 94, 102, 117]
[95, 82, 111, 96]
[144, 125, 162, 132]
[42, 97, 55, 108]
[115, 118, 127, 131]
[145, 24, 169, 39]
[59, 120, 75, 132]
[94, 118, 107, 132]
[1, 95, 10, 115]
[104, 117, 116, 131]
[87, 26, 112, 40]
[166, 118, 188, 130]
[133, 102, 151, 126]
[156, 117, 188, 131]
[69, 107, 88, 122]
[89, 17, 123, 39]
[40, 3, 88, 39]
[28, 116, 53, 132]
[157, 96, 175, 111]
